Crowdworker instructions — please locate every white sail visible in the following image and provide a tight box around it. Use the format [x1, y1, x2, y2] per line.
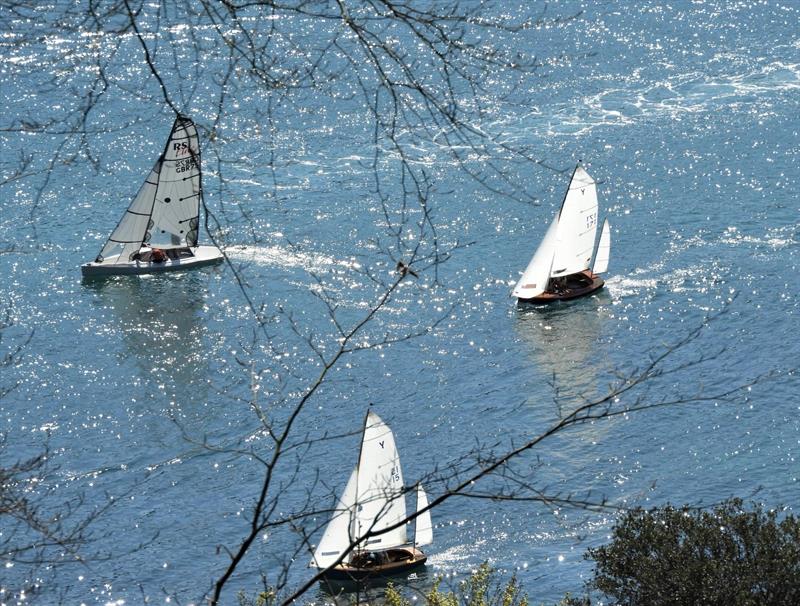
[414, 485, 433, 547]
[96, 163, 160, 264]
[311, 468, 358, 569]
[550, 165, 598, 278]
[94, 116, 202, 265]
[512, 215, 558, 299]
[147, 116, 202, 250]
[351, 410, 408, 551]
[592, 219, 611, 274]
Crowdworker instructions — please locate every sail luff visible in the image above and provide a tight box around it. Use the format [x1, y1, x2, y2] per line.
[592, 219, 611, 274]
[556, 164, 580, 222]
[350, 409, 370, 550]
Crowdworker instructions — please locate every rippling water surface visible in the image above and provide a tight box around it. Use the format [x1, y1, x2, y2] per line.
[1, 1, 799, 603]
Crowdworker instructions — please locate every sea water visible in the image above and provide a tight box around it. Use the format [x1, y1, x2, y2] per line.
[0, 1, 798, 603]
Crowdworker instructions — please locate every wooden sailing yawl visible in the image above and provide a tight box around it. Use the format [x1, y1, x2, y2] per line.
[311, 410, 433, 582]
[81, 115, 223, 277]
[513, 164, 611, 303]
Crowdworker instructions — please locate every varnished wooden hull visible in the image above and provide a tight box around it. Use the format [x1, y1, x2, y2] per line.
[518, 270, 604, 304]
[319, 547, 427, 582]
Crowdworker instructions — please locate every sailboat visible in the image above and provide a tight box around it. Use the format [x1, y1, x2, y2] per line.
[81, 115, 223, 277]
[311, 410, 433, 582]
[513, 164, 611, 303]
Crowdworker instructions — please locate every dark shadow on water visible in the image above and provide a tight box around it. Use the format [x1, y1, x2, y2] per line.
[316, 566, 435, 602]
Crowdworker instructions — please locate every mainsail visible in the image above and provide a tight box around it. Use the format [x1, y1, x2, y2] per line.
[95, 116, 202, 265]
[550, 165, 598, 277]
[351, 410, 408, 550]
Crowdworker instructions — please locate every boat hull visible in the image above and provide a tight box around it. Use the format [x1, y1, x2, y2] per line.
[81, 246, 223, 277]
[318, 547, 427, 582]
[518, 270, 604, 304]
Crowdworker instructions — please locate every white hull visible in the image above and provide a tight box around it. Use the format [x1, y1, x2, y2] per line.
[81, 246, 223, 277]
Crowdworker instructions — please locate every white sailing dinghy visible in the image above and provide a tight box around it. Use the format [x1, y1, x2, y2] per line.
[513, 164, 611, 303]
[81, 115, 223, 277]
[311, 410, 433, 582]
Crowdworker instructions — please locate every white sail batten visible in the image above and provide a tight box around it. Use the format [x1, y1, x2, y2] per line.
[550, 166, 598, 278]
[414, 485, 433, 547]
[512, 215, 559, 299]
[593, 219, 611, 274]
[311, 468, 359, 568]
[352, 411, 408, 551]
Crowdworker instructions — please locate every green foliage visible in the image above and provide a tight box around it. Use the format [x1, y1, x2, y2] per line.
[586, 498, 800, 606]
[553, 594, 589, 606]
[236, 587, 276, 606]
[385, 582, 411, 606]
[385, 563, 528, 606]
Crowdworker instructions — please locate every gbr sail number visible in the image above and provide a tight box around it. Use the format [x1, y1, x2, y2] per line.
[176, 157, 197, 174]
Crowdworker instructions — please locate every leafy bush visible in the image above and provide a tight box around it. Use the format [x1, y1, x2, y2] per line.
[386, 563, 528, 606]
[586, 498, 800, 605]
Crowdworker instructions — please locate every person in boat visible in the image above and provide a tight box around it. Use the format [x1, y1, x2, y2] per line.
[351, 550, 391, 569]
[551, 277, 567, 294]
[151, 248, 168, 263]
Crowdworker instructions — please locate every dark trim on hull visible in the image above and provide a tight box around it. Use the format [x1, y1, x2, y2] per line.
[81, 250, 223, 277]
[319, 547, 427, 583]
[518, 270, 604, 304]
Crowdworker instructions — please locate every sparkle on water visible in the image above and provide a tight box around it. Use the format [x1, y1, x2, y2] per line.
[1, 0, 799, 604]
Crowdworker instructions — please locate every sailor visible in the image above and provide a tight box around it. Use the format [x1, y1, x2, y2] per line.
[151, 248, 168, 263]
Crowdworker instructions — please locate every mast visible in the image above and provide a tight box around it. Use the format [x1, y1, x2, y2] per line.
[350, 409, 371, 554]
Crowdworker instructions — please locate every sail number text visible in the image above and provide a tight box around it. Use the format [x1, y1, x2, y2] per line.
[176, 157, 197, 174]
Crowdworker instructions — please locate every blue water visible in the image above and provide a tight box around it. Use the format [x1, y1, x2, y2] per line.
[1, 1, 799, 603]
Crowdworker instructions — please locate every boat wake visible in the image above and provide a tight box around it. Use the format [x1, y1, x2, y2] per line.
[225, 244, 360, 273]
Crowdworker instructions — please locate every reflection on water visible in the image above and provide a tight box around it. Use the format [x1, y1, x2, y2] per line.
[2, 0, 799, 603]
[82, 272, 212, 405]
[513, 290, 611, 401]
[316, 566, 436, 602]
